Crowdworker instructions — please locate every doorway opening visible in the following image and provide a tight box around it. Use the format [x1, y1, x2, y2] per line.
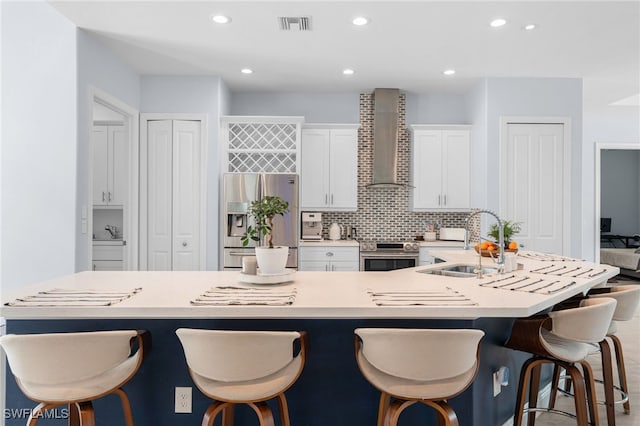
[88, 87, 139, 270]
[594, 143, 640, 263]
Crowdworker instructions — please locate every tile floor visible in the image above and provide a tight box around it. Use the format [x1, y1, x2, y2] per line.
[534, 277, 640, 426]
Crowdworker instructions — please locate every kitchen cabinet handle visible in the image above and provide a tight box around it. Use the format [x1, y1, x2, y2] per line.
[443, 195, 447, 206]
[229, 252, 251, 256]
[325, 194, 328, 205]
[438, 195, 441, 206]
[326, 252, 334, 257]
[331, 265, 335, 271]
[93, 263, 96, 271]
[102, 191, 106, 202]
[182, 242, 187, 247]
[325, 264, 328, 271]
[108, 192, 112, 202]
[331, 194, 334, 205]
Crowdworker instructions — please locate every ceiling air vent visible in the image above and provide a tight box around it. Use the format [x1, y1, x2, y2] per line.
[279, 16, 311, 31]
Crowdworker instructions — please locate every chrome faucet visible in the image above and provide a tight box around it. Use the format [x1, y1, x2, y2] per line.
[464, 210, 505, 269]
[105, 225, 117, 239]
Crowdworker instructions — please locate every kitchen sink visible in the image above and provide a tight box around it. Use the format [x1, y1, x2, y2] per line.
[417, 264, 498, 278]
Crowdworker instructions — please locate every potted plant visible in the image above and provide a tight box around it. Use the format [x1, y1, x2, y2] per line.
[488, 219, 522, 249]
[241, 195, 290, 274]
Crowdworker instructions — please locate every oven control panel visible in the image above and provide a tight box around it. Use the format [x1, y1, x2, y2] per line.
[359, 242, 419, 252]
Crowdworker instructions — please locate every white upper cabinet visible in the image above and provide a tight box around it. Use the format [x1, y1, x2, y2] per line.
[410, 126, 470, 210]
[92, 125, 127, 206]
[301, 124, 359, 211]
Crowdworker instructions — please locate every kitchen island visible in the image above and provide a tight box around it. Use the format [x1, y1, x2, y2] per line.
[1, 251, 619, 426]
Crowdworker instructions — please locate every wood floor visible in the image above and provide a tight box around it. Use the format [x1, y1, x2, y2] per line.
[535, 276, 640, 426]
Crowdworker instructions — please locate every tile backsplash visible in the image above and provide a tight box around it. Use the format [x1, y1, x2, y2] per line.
[319, 92, 480, 242]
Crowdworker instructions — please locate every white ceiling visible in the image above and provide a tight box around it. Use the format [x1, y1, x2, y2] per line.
[50, 1, 639, 105]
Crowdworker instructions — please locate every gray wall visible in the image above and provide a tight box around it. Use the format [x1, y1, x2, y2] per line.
[601, 150, 640, 235]
[140, 75, 223, 270]
[1, 1, 77, 295]
[405, 91, 471, 125]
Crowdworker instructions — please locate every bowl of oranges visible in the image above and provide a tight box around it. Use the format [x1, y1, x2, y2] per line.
[474, 241, 519, 257]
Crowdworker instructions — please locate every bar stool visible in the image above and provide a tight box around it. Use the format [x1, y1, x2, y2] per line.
[0, 330, 150, 426]
[505, 297, 617, 426]
[551, 285, 640, 425]
[354, 328, 484, 426]
[176, 329, 307, 426]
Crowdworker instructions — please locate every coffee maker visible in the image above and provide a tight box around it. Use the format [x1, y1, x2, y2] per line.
[301, 212, 323, 240]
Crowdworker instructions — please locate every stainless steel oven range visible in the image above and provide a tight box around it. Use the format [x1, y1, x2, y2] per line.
[359, 241, 420, 271]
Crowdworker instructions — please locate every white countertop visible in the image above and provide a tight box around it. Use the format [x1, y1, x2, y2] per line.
[1, 251, 619, 320]
[299, 240, 360, 247]
[418, 240, 465, 248]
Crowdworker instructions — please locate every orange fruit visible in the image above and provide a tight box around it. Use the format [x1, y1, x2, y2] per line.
[487, 245, 496, 251]
[509, 241, 518, 250]
[480, 241, 491, 250]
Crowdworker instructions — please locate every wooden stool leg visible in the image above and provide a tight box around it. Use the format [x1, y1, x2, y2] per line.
[27, 403, 55, 426]
[549, 363, 563, 410]
[248, 402, 275, 426]
[528, 360, 544, 426]
[566, 364, 592, 426]
[514, 357, 540, 426]
[276, 393, 291, 426]
[76, 401, 95, 426]
[222, 403, 235, 426]
[201, 401, 231, 426]
[610, 334, 630, 414]
[113, 388, 134, 426]
[598, 339, 616, 425]
[581, 360, 603, 426]
[377, 392, 391, 426]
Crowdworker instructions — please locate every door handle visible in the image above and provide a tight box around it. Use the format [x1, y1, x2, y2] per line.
[182, 242, 188, 247]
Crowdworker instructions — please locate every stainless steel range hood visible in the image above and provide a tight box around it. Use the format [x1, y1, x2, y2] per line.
[369, 88, 404, 188]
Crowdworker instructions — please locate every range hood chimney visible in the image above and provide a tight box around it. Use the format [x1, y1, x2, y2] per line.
[370, 88, 403, 188]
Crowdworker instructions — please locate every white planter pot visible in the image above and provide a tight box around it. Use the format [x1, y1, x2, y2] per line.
[255, 246, 289, 275]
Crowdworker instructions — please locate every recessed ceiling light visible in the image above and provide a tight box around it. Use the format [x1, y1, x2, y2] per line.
[343, 68, 355, 76]
[211, 14, 231, 24]
[241, 68, 253, 74]
[524, 24, 537, 31]
[490, 18, 507, 28]
[443, 69, 456, 76]
[352, 16, 369, 26]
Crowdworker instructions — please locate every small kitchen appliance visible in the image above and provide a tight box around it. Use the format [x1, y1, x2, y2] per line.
[301, 212, 323, 240]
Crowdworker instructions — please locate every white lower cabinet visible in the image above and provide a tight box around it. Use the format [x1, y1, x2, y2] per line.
[298, 246, 359, 271]
[92, 243, 124, 271]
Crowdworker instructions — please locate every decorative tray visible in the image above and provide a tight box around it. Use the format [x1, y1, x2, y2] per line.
[238, 270, 295, 285]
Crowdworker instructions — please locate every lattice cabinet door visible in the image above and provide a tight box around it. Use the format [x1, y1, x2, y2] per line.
[221, 116, 304, 173]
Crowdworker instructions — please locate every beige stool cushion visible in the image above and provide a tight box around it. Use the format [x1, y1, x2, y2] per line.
[0, 330, 140, 402]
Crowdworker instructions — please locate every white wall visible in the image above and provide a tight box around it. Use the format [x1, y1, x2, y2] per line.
[582, 77, 640, 260]
[405, 92, 470, 125]
[1, 0, 77, 294]
[230, 92, 360, 123]
[76, 30, 141, 271]
[485, 77, 583, 257]
[601, 150, 640, 235]
[141, 75, 222, 269]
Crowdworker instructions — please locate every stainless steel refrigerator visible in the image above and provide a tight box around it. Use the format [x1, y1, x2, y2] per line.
[222, 173, 298, 270]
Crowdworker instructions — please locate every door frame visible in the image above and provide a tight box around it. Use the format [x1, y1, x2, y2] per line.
[594, 142, 640, 263]
[139, 114, 208, 270]
[499, 116, 572, 255]
[88, 86, 139, 270]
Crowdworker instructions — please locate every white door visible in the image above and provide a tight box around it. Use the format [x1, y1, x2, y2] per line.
[146, 119, 202, 271]
[504, 123, 564, 254]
